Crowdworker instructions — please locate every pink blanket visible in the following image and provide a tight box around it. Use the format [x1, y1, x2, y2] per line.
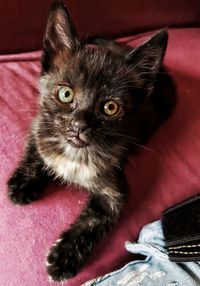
[1, 28, 200, 285]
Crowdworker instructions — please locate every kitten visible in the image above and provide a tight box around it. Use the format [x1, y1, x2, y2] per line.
[7, 0, 176, 282]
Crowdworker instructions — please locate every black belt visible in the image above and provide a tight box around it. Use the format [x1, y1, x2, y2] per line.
[162, 194, 200, 262]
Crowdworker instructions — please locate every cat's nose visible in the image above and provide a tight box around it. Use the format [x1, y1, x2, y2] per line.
[71, 120, 88, 134]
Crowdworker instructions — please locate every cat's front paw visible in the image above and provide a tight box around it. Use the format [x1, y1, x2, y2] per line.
[8, 170, 41, 205]
[46, 234, 86, 282]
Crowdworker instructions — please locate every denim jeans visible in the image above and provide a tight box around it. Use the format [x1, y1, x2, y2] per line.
[83, 221, 200, 286]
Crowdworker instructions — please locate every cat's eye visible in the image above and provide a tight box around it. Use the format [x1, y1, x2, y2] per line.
[103, 100, 119, 116]
[57, 86, 74, 103]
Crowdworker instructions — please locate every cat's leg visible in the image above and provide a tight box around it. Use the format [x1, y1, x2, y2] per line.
[7, 136, 49, 204]
[46, 182, 125, 281]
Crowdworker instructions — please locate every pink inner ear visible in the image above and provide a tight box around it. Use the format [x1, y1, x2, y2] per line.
[44, 2, 79, 55]
[54, 12, 73, 49]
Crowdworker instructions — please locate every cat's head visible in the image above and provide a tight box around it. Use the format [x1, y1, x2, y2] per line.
[38, 0, 168, 152]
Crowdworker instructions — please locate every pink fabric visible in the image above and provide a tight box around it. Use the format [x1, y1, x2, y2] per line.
[1, 28, 200, 285]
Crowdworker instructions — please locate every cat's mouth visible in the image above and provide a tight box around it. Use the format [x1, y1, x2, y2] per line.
[67, 135, 89, 148]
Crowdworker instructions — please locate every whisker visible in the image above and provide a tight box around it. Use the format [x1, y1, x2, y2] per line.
[133, 142, 156, 153]
[104, 131, 139, 142]
[104, 131, 156, 153]
[128, 157, 137, 168]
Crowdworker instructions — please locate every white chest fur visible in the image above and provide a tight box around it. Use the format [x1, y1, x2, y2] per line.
[42, 145, 97, 189]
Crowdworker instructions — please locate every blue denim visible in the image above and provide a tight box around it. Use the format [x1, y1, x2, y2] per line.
[83, 221, 200, 286]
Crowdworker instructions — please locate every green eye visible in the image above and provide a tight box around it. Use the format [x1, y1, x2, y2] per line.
[104, 100, 119, 116]
[57, 86, 74, 103]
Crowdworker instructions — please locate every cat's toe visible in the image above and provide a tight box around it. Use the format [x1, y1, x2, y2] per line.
[8, 187, 39, 205]
[7, 173, 40, 205]
[46, 237, 80, 281]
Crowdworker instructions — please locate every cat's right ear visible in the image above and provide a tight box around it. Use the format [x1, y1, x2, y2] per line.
[125, 30, 168, 95]
[41, 0, 79, 72]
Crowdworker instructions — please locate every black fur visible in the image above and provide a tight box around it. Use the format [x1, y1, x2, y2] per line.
[8, 136, 49, 204]
[7, 0, 176, 282]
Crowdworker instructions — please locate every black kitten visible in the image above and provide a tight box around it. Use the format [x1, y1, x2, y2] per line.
[7, 0, 176, 282]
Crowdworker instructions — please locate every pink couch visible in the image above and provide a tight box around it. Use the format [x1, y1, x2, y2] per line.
[1, 1, 200, 285]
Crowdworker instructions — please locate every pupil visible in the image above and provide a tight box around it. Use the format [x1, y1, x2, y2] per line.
[109, 103, 114, 111]
[65, 91, 70, 97]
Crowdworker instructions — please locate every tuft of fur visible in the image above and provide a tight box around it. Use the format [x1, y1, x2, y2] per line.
[7, 0, 177, 282]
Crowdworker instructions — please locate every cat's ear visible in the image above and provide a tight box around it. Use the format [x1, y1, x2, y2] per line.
[126, 30, 168, 93]
[41, 0, 79, 72]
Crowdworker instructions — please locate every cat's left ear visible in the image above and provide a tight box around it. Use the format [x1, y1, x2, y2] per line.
[126, 29, 168, 92]
[41, 0, 80, 72]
